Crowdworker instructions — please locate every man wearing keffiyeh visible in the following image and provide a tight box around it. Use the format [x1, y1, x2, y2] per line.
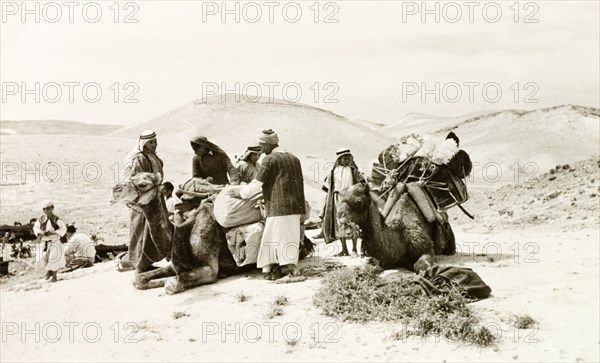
[121, 130, 169, 273]
[322, 148, 364, 257]
[236, 144, 263, 183]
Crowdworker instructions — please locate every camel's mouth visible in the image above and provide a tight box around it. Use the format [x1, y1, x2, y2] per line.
[336, 201, 361, 225]
[337, 184, 372, 226]
[110, 184, 134, 206]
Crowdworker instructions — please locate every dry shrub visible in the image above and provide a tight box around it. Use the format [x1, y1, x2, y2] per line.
[314, 264, 497, 347]
[513, 315, 538, 329]
[236, 292, 249, 302]
[265, 295, 289, 319]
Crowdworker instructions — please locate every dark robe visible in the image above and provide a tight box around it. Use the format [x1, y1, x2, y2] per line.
[322, 163, 363, 243]
[128, 152, 170, 272]
[255, 150, 305, 217]
[192, 152, 239, 185]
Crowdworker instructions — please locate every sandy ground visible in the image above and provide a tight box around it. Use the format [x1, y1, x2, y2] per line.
[1, 226, 598, 362]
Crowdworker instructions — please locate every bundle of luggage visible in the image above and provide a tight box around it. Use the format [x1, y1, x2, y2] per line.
[413, 265, 492, 300]
[175, 177, 225, 213]
[175, 178, 311, 267]
[174, 178, 259, 266]
[371, 133, 473, 221]
[214, 186, 264, 266]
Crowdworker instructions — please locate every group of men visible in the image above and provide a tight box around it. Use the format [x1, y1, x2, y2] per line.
[123, 129, 309, 280]
[9, 241, 31, 259]
[28, 126, 365, 283]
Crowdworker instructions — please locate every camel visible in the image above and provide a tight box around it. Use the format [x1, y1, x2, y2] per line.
[111, 172, 313, 294]
[336, 182, 456, 270]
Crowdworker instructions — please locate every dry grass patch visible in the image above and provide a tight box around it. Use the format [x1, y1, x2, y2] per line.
[512, 315, 538, 329]
[314, 264, 497, 347]
[265, 295, 289, 319]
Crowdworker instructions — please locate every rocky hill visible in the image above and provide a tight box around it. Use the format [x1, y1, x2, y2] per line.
[451, 158, 600, 231]
[382, 105, 599, 185]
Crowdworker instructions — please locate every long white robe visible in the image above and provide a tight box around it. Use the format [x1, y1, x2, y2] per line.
[33, 217, 66, 272]
[257, 214, 301, 272]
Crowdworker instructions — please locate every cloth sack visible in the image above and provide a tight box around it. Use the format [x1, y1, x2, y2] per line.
[225, 221, 264, 266]
[406, 182, 439, 223]
[214, 186, 263, 228]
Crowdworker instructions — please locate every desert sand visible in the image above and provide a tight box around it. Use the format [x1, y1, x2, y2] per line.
[1, 228, 598, 362]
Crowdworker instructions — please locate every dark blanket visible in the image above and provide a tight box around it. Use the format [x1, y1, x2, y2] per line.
[95, 244, 128, 261]
[413, 265, 492, 300]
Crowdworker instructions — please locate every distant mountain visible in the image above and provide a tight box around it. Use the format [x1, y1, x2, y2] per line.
[349, 119, 386, 130]
[383, 110, 497, 138]
[109, 95, 395, 170]
[443, 105, 599, 133]
[449, 105, 599, 178]
[379, 105, 600, 185]
[7, 102, 597, 190]
[0, 120, 121, 135]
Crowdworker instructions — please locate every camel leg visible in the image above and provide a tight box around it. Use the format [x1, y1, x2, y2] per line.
[440, 219, 456, 255]
[164, 262, 218, 295]
[133, 265, 176, 290]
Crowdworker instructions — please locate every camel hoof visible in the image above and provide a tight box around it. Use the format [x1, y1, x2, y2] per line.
[165, 277, 183, 295]
[413, 254, 433, 273]
[133, 274, 149, 290]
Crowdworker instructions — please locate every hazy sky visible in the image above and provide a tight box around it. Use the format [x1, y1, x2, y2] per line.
[1, 0, 599, 125]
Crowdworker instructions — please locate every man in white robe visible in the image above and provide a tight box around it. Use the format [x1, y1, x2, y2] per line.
[33, 200, 67, 282]
[230, 129, 306, 280]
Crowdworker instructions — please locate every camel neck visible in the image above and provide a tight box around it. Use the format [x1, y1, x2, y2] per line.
[361, 197, 407, 265]
[142, 196, 173, 246]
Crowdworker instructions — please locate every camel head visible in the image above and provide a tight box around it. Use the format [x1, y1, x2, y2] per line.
[337, 183, 370, 226]
[111, 172, 163, 207]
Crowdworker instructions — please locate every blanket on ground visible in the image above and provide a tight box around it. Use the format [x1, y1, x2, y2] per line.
[413, 265, 492, 300]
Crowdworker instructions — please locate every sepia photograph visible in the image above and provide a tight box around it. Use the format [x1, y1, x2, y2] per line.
[0, 0, 599, 361]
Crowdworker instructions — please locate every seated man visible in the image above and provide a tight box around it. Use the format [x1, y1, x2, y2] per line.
[18, 240, 31, 258]
[162, 182, 181, 221]
[62, 224, 96, 273]
[1, 232, 10, 256]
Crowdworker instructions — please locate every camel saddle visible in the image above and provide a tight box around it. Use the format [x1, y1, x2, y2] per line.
[175, 177, 225, 214]
[378, 156, 470, 212]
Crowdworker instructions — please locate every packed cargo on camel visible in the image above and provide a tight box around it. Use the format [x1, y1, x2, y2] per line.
[333, 131, 473, 270]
